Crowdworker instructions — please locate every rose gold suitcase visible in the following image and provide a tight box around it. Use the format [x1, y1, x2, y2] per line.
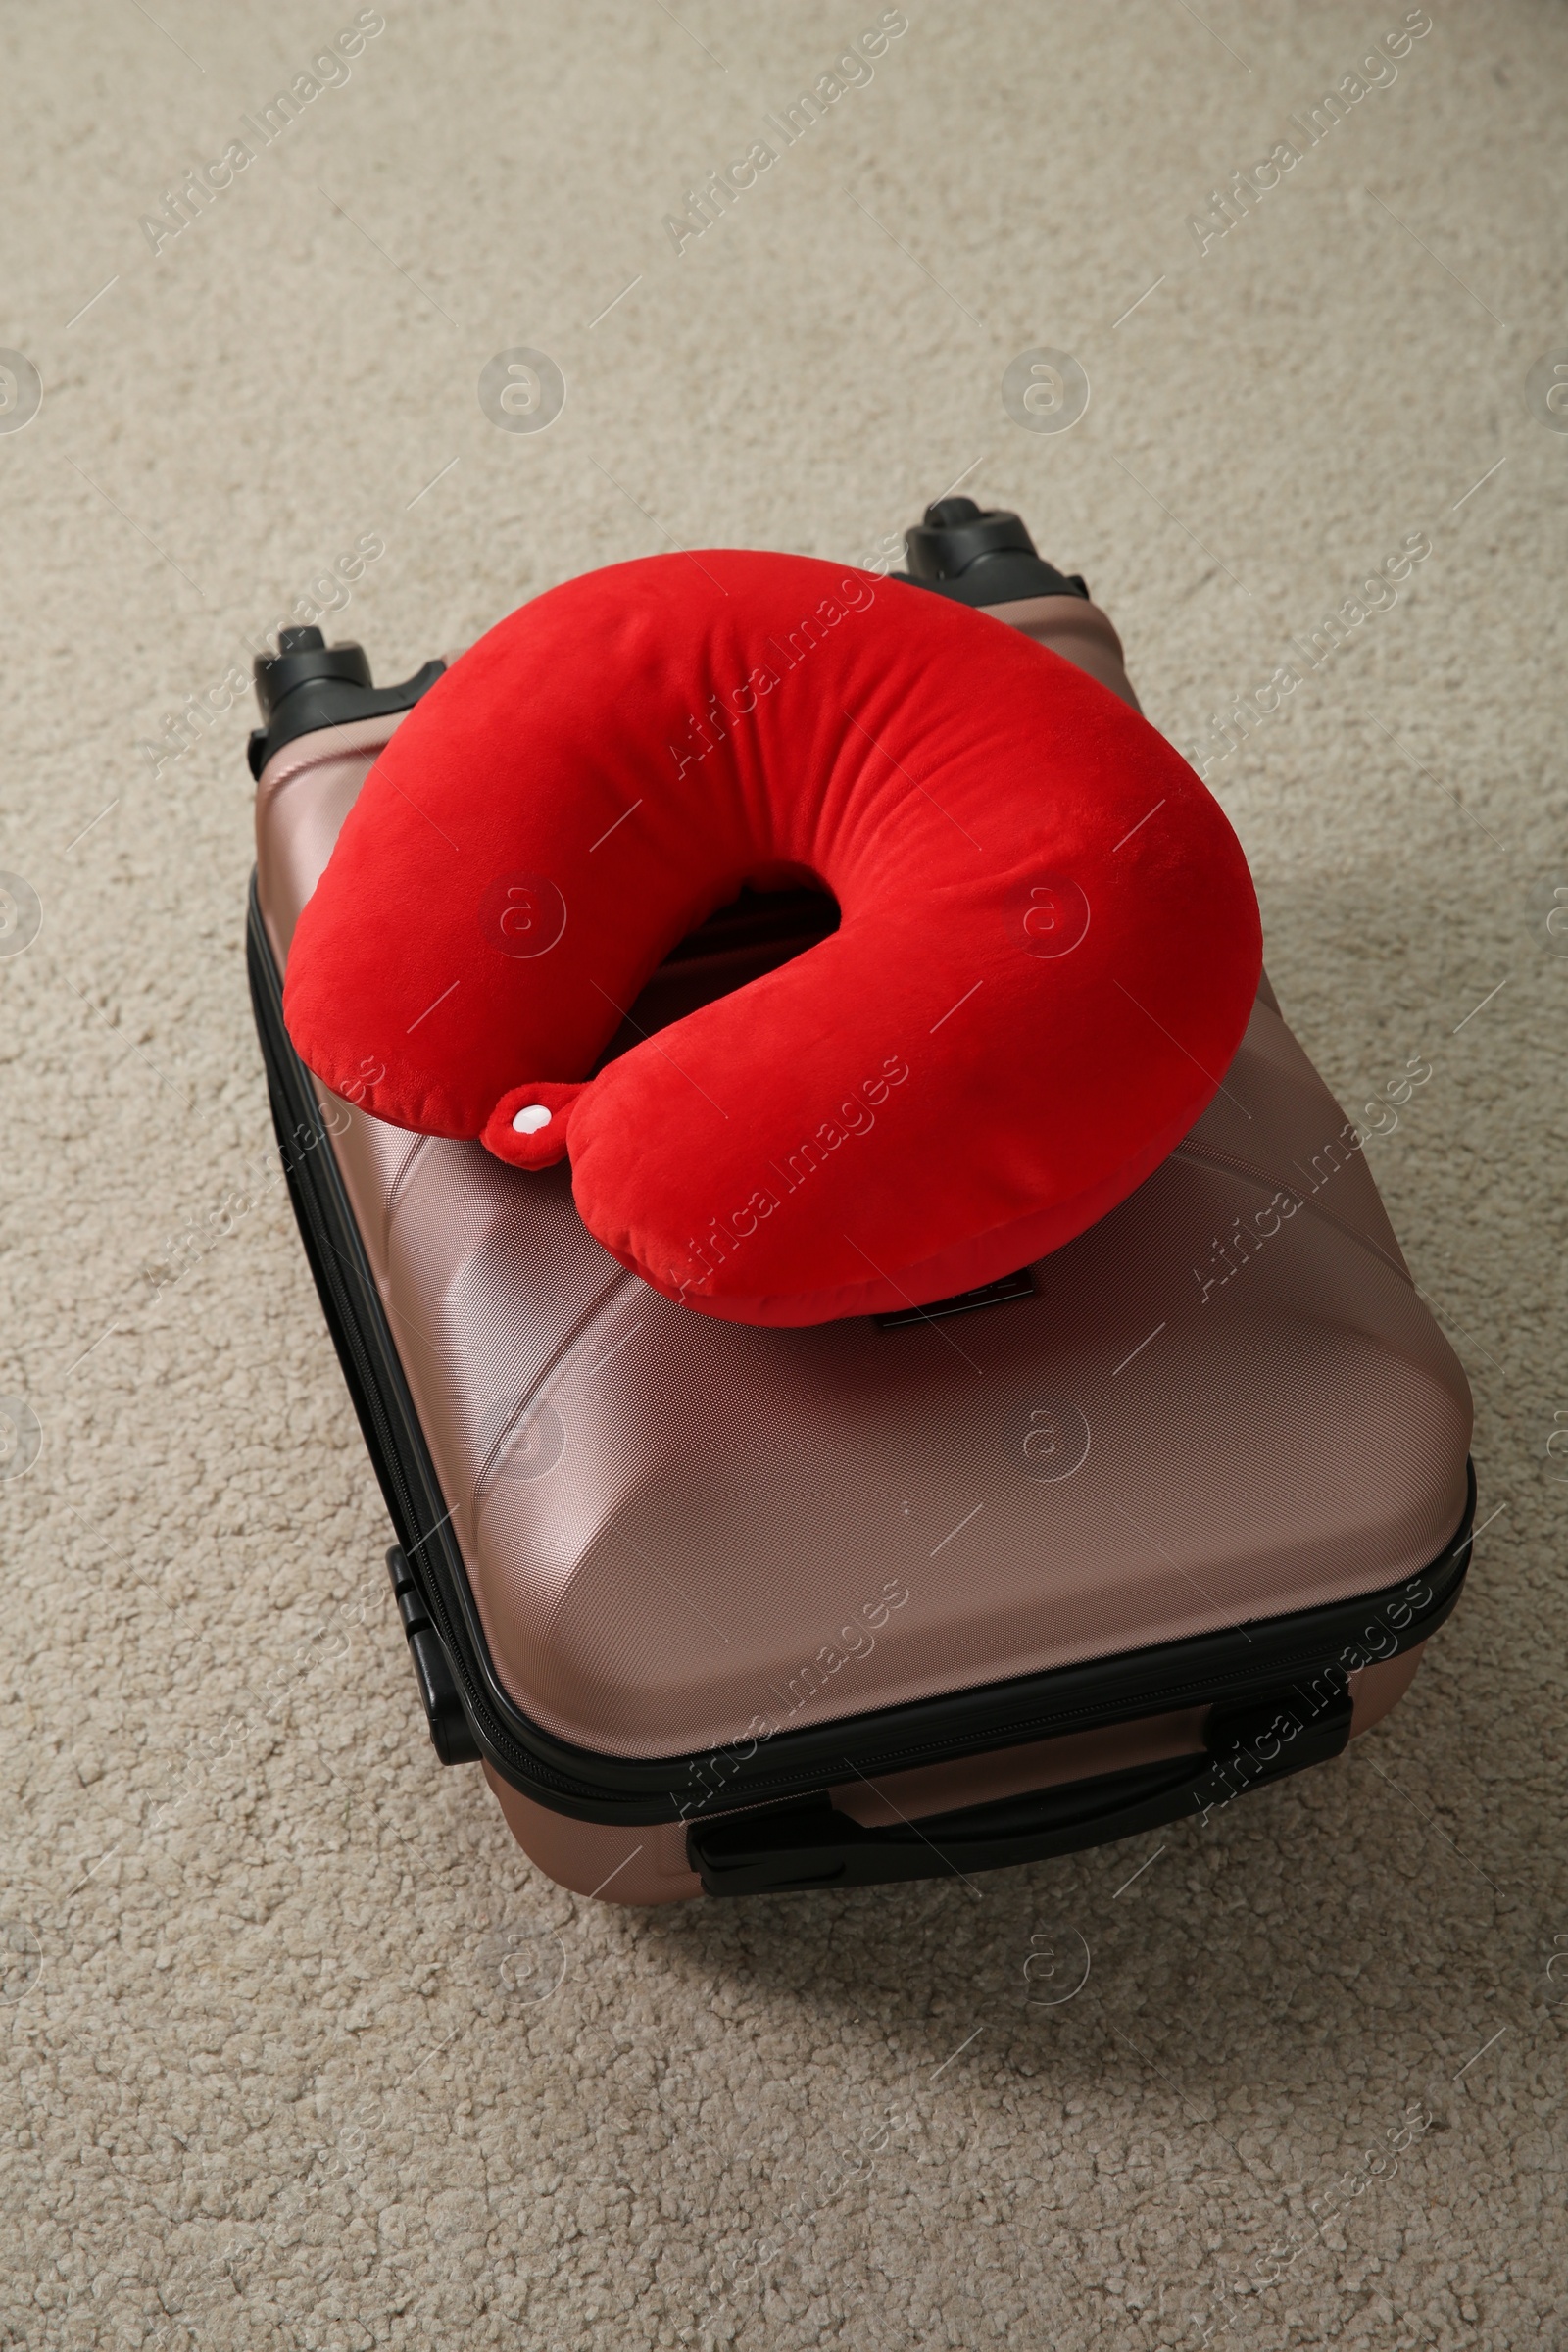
[246, 501, 1474, 1905]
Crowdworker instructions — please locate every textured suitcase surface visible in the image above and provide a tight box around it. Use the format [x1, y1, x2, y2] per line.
[248, 586, 1474, 1903]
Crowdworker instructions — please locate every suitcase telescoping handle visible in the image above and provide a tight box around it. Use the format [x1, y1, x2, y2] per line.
[687, 1683, 1354, 1898]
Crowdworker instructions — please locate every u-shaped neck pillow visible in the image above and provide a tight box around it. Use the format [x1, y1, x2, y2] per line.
[283, 551, 1261, 1325]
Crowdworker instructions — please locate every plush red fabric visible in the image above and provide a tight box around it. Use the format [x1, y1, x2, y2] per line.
[283, 552, 1261, 1325]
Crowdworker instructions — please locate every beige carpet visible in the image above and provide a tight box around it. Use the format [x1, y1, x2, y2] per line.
[3, 2, 1566, 2343]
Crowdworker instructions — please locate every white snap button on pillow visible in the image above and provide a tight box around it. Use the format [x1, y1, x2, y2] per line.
[513, 1103, 553, 1134]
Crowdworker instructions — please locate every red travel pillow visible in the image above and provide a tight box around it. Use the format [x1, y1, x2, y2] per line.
[283, 551, 1260, 1326]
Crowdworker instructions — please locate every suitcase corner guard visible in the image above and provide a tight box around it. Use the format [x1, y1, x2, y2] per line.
[686, 1681, 1355, 1897]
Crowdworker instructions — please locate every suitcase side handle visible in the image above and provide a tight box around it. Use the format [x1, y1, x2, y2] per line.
[386, 1545, 481, 1767]
[687, 1682, 1353, 1898]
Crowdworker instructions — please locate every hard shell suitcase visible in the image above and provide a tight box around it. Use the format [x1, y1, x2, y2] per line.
[245, 502, 1475, 1905]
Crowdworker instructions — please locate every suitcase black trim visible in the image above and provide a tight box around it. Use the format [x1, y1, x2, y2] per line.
[249, 876, 1474, 1831]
